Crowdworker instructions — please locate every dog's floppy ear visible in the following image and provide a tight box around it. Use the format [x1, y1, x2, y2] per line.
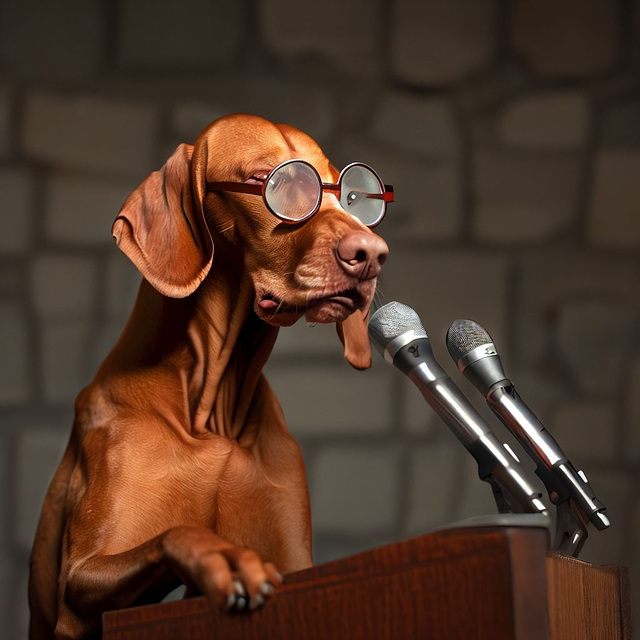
[336, 308, 372, 370]
[112, 143, 213, 298]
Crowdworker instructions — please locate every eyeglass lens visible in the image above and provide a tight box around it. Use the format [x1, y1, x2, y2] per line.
[339, 165, 385, 226]
[264, 162, 321, 221]
[264, 161, 386, 226]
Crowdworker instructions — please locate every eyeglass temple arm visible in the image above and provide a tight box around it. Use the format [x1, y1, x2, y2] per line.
[380, 186, 394, 203]
[206, 182, 263, 195]
[358, 187, 395, 203]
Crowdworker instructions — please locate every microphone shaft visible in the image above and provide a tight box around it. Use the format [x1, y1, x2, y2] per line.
[368, 304, 547, 518]
[486, 383, 608, 531]
[487, 385, 565, 468]
[402, 349, 546, 516]
[446, 318, 610, 555]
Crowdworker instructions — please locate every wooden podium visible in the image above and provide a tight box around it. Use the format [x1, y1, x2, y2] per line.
[103, 524, 631, 639]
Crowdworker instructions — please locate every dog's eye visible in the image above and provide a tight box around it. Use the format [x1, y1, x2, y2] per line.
[249, 172, 269, 184]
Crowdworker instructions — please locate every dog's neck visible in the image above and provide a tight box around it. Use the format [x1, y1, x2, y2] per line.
[100, 259, 279, 439]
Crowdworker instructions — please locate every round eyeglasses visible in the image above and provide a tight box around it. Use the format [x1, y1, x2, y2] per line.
[207, 159, 394, 227]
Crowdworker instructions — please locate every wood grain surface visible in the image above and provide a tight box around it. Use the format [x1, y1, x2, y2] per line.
[103, 526, 630, 640]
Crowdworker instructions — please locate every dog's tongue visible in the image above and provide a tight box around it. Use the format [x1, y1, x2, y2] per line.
[336, 308, 372, 370]
[259, 298, 279, 311]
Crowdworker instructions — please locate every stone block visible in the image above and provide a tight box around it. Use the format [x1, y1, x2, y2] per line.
[0, 555, 9, 640]
[406, 441, 461, 535]
[310, 445, 402, 533]
[0, 562, 29, 640]
[31, 254, 97, 319]
[498, 92, 590, 150]
[312, 531, 399, 565]
[372, 93, 460, 158]
[0, 439, 8, 546]
[265, 359, 392, 436]
[589, 151, 640, 247]
[635, 0, 640, 64]
[0, 301, 30, 404]
[86, 318, 126, 377]
[551, 402, 617, 463]
[505, 367, 569, 429]
[41, 319, 92, 405]
[14, 426, 69, 550]
[172, 103, 226, 143]
[0, 1, 104, 83]
[391, 0, 498, 86]
[118, 0, 246, 68]
[335, 136, 462, 240]
[106, 252, 142, 319]
[11, 565, 30, 640]
[271, 319, 346, 358]
[0, 265, 21, 294]
[555, 299, 637, 395]
[377, 248, 509, 379]
[401, 376, 440, 436]
[172, 79, 334, 145]
[515, 251, 640, 370]
[473, 150, 580, 243]
[0, 555, 29, 640]
[511, 0, 620, 78]
[0, 85, 12, 159]
[601, 98, 640, 150]
[45, 173, 135, 246]
[452, 453, 506, 520]
[260, 0, 378, 77]
[625, 359, 640, 461]
[577, 471, 630, 567]
[623, 357, 640, 460]
[0, 167, 35, 255]
[22, 93, 160, 178]
[457, 62, 529, 116]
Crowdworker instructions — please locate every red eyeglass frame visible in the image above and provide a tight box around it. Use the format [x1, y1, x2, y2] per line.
[206, 159, 394, 227]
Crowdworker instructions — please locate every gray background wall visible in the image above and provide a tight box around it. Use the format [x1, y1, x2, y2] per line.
[1, 0, 639, 636]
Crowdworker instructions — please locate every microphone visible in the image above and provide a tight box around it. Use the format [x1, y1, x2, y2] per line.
[446, 318, 610, 555]
[368, 301, 548, 517]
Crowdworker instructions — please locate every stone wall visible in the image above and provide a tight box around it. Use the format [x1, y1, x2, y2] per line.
[1, 0, 639, 636]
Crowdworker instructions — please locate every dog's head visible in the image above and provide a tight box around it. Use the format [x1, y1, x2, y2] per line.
[112, 114, 390, 369]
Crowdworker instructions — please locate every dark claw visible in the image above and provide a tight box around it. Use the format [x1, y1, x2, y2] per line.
[249, 594, 265, 611]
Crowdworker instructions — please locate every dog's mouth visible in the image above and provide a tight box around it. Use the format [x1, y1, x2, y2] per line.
[256, 287, 367, 326]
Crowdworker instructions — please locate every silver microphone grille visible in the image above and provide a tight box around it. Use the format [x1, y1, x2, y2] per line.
[446, 319, 493, 363]
[368, 301, 427, 350]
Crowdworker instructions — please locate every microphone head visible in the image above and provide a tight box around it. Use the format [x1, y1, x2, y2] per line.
[446, 318, 493, 364]
[368, 301, 429, 362]
[368, 301, 426, 346]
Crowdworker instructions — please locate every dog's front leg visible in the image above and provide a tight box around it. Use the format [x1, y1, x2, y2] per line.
[56, 526, 281, 639]
[162, 525, 282, 607]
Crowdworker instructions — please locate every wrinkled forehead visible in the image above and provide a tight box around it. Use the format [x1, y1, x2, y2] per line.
[274, 124, 334, 178]
[199, 115, 335, 182]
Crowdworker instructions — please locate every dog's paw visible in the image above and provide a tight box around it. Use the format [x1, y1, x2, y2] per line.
[225, 570, 281, 612]
[163, 527, 283, 612]
[222, 554, 282, 612]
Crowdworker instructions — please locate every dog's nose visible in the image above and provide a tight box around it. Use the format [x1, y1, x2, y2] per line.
[336, 231, 389, 280]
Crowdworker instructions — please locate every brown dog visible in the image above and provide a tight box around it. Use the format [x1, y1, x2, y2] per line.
[28, 113, 390, 639]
